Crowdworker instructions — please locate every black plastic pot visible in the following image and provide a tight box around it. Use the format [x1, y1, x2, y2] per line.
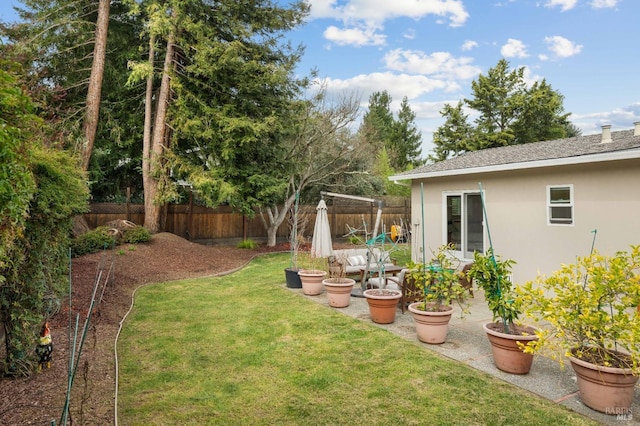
[284, 267, 303, 288]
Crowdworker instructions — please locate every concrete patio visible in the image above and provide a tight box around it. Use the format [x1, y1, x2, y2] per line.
[287, 285, 639, 425]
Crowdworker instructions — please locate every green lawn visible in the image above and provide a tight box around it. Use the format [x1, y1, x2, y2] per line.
[117, 253, 595, 425]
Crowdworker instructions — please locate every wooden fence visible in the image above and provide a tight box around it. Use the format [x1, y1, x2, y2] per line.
[85, 196, 411, 243]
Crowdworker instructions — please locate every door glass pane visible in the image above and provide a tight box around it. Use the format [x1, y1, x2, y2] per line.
[465, 194, 483, 256]
[446, 195, 461, 251]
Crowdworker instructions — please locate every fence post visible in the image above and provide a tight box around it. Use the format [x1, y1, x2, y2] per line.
[331, 198, 337, 239]
[243, 215, 248, 241]
[126, 187, 131, 222]
[186, 191, 194, 240]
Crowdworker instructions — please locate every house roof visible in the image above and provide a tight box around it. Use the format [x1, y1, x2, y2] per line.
[390, 126, 640, 181]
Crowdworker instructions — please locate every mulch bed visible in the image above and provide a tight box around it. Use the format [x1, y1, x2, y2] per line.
[0, 233, 346, 425]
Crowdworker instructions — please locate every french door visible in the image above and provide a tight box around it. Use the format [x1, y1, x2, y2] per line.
[445, 192, 484, 259]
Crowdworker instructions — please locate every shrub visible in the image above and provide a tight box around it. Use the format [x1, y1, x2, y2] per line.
[122, 225, 151, 244]
[517, 246, 640, 373]
[348, 235, 361, 245]
[71, 227, 116, 257]
[237, 239, 258, 249]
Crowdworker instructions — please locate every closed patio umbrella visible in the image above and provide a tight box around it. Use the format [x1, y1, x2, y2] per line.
[311, 199, 333, 258]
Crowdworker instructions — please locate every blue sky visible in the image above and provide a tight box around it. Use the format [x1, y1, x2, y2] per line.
[2, 0, 639, 158]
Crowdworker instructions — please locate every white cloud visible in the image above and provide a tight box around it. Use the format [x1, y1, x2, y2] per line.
[572, 103, 640, 134]
[461, 40, 478, 51]
[501, 38, 528, 58]
[383, 49, 482, 80]
[543, 0, 578, 11]
[521, 66, 543, 88]
[591, 0, 618, 8]
[410, 100, 452, 120]
[403, 29, 416, 40]
[544, 35, 583, 58]
[309, 0, 469, 28]
[323, 25, 386, 46]
[320, 72, 461, 101]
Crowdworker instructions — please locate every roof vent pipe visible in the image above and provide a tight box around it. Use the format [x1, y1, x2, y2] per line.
[634, 122, 640, 136]
[601, 124, 612, 143]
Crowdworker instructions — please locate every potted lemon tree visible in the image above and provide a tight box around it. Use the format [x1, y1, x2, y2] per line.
[517, 245, 640, 414]
[406, 244, 469, 344]
[467, 249, 538, 374]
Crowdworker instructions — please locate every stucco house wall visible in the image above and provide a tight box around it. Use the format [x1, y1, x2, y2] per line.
[410, 158, 640, 284]
[394, 124, 640, 285]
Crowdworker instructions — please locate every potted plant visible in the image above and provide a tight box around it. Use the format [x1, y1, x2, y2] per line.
[285, 192, 305, 288]
[363, 287, 403, 324]
[467, 249, 538, 374]
[322, 255, 355, 308]
[298, 253, 327, 296]
[517, 246, 640, 413]
[406, 243, 469, 344]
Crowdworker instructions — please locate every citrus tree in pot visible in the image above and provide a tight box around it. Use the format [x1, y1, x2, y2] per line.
[406, 243, 470, 345]
[517, 245, 640, 414]
[467, 249, 538, 374]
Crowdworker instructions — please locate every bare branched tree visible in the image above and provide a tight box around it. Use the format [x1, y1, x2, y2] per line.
[258, 87, 371, 246]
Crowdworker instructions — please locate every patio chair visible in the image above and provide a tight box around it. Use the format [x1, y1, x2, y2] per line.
[367, 269, 418, 313]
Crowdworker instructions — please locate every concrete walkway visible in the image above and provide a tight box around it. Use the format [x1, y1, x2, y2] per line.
[286, 286, 639, 425]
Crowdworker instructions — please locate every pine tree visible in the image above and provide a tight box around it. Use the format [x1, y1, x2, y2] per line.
[430, 102, 474, 161]
[431, 59, 573, 160]
[392, 96, 424, 169]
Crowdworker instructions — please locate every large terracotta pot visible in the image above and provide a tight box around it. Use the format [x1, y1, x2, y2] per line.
[298, 270, 327, 296]
[408, 302, 453, 344]
[363, 289, 402, 324]
[483, 323, 538, 375]
[568, 353, 638, 414]
[323, 278, 355, 308]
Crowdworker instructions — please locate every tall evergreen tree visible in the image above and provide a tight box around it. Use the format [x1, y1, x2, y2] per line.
[431, 59, 572, 159]
[124, 0, 310, 231]
[1, 0, 144, 199]
[511, 79, 570, 144]
[2, 0, 102, 149]
[392, 96, 424, 169]
[429, 101, 474, 162]
[466, 58, 524, 150]
[360, 90, 394, 151]
[360, 91, 423, 170]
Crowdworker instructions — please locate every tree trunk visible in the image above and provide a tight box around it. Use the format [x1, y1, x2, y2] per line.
[80, 0, 110, 171]
[142, 34, 155, 231]
[260, 192, 297, 246]
[143, 20, 175, 232]
[266, 225, 278, 247]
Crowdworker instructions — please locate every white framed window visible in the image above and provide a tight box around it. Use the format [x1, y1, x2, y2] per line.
[547, 185, 574, 225]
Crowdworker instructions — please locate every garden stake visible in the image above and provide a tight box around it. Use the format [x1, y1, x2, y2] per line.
[290, 190, 299, 269]
[582, 229, 597, 290]
[478, 183, 509, 333]
[61, 266, 105, 425]
[68, 249, 72, 381]
[61, 313, 79, 426]
[420, 183, 427, 295]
